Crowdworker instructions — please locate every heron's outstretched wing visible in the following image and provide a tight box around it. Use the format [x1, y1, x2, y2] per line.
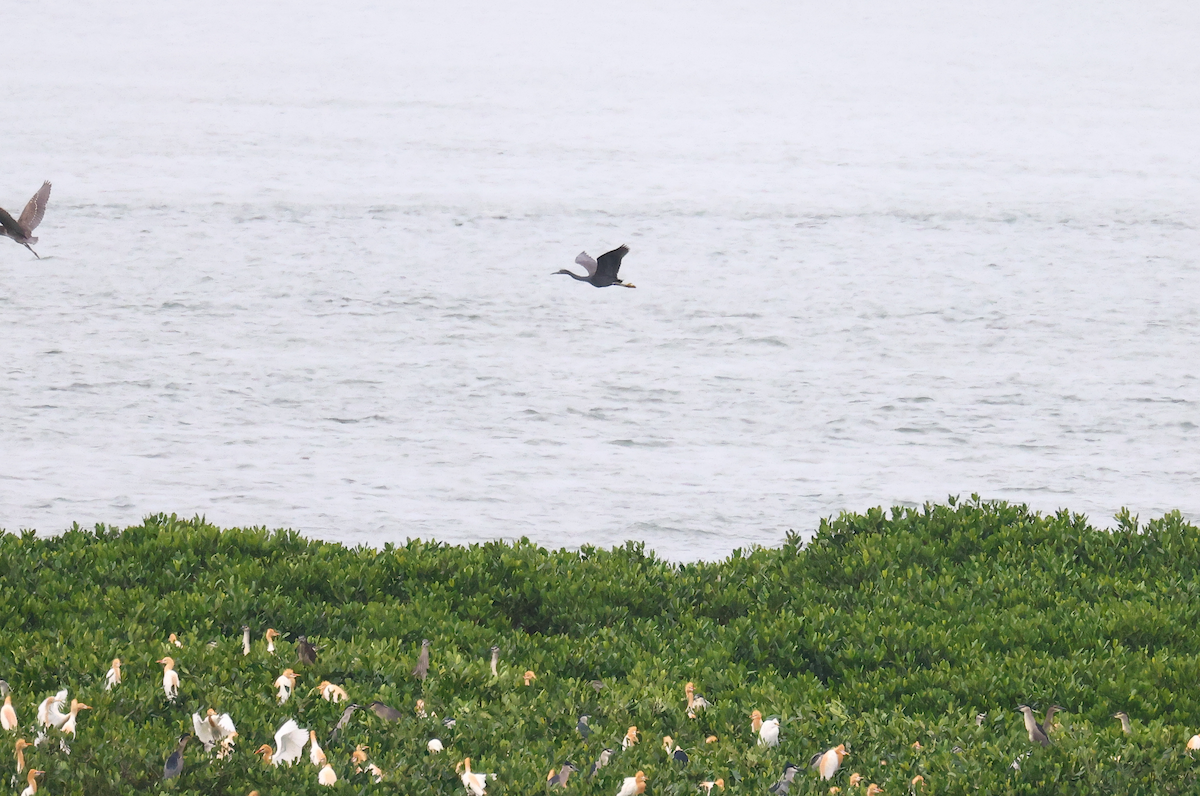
[574, 252, 598, 277]
[17, 182, 51, 234]
[0, 207, 24, 239]
[596, 245, 629, 282]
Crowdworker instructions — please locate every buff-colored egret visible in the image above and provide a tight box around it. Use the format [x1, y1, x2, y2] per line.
[589, 748, 614, 778]
[489, 646, 500, 677]
[368, 763, 384, 782]
[265, 628, 281, 654]
[60, 700, 91, 736]
[415, 699, 428, 717]
[1017, 706, 1050, 747]
[242, 626, 251, 656]
[104, 659, 121, 691]
[912, 775, 925, 789]
[1113, 712, 1132, 735]
[849, 773, 863, 787]
[812, 745, 847, 780]
[1, 694, 17, 731]
[524, 671, 536, 686]
[457, 757, 493, 796]
[615, 770, 647, 796]
[309, 731, 327, 766]
[547, 762, 578, 788]
[14, 738, 31, 773]
[428, 739, 444, 753]
[751, 710, 763, 734]
[699, 779, 725, 793]
[759, 718, 781, 747]
[1187, 734, 1200, 752]
[623, 726, 639, 749]
[168, 633, 183, 648]
[0, 181, 50, 258]
[315, 681, 348, 703]
[37, 691, 69, 728]
[19, 769, 44, 796]
[275, 669, 298, 704]
[157, 658, 180, 701]
[768, 763, 800, 795]
[413, 639, 431, 680]
[257, 719, 308, 766]
[192, 709, 236, 752]
[556, 246, 636, 289]
[705, 735, 718, 743]
[318, 763, 337, 786]
[352, 744, 369, 770]
[866, 785, 883, 796]
[685, 682, 711, 718]
[163, 734, 191, 779]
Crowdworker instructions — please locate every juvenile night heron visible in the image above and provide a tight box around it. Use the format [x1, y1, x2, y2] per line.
[163, 734, 191, 779]
[489, 646, 500, 677]
[413, 639, 431, 680]
[555, 245, 636, 288]
[1, 182, 51, 259]
[1113, 711, 1132, 735]
[370, 701, 403, 722]
[1040, 705, 1065, 737]
[547, 762, 578, 788]
[1016, 705, 1050, 747]
[589, 748, 614, 778]
[298, 636, 318, 666]
[767, 763, 800, 795]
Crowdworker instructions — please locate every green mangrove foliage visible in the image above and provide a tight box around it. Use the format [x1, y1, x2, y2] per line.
[2, 498, 1200, 795]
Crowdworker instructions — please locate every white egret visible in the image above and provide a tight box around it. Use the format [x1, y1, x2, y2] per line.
[20, 769, 43, 796]
[104, 659, 122, 690]
[275, 669, 297, 704]
[157, 657, 180, 701]
[256, 719, 308, 767]
[318, 763, 337, 786]
[37, 691, 69, 728]
[265, 628, 281, 654]
[457, 758, 493, 796]
[191, 709, 236, 752]
[315, 681, 348, 703]
[759, 718, 781, 747]
[242, 626, 251, 656]
[428, 739, 444, 753]
[615, 770, 647, 796]
[60, 700, 91, 736]
[812, 745, 847, 780]
[1, 694, 17, 731]
[309, 730, 327, 766]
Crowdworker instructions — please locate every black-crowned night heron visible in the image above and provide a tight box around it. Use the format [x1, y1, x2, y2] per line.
[767, 763, 800, 795]
[370, 701, 403, 722]
[1113, 711, 1132, 735]
[1040, 705, 1065, 737]
[577, 715, 591, 739]
[1016, 705, 1050, 747]
[298, 636, 318, 666]
[329, 704, 361, 740]
[555, 245, 636, 288]
[413, 639, 431, 680]
[163, 734, 191, 779]
[0, 183, 50, 258]
[547, 762, 578, 788]
[589, 748, 614, 778]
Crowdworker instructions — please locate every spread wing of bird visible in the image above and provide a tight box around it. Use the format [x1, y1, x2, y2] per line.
[574, 252, 598, 277]
[275, 719, 308, 763]
[215, 713, 236, 737]
[17, 182, 51, 234]
[192, 713, 218, 750]
[595, 245, 629, 282]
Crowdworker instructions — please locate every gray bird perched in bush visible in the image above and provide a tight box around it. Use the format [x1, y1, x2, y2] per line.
[1017, 705, 1050, 747]
[370, 701, 403, 722]
[297, 636, 318, 666]
[577, 715, 591, 739]
[413, 639, 431, 680]
[163, 733, 191, 779]
[547, 762, 578, 788]
[241, 626, 251, 657]
[767, 763, 800, 795]
[1040, 705, 1064, 737]
[329, 704, 361, 740]
[489, 646, 500, 677]
[589, 748, 614, 778]
[1113, 711, 1132, 735]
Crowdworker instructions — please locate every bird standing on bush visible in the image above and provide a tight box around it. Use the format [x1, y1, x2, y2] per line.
[685, 682, 711, 718]
[60, 700, 90, 736]
[457, 757, 493, 795]
[759, 717, 781, 747]
[298, 636, 318, 666]
[370, 701, 403, 722]
[413, 639, 431, 680]
[577, 715, 591, 739]
[19, 768, 43, 796]
[1113, 712, 1132, 735]
[191, 709, 236, 752]
[547, 762, 578, 787]
[699, 779, 725, 793]
[37, 691, 69, 728]
[1017, 706, 1050, 747]
[316, 681, 348, 702]
[768, 763, 800, 795]
[163, 734, 191, 779]
[1, 692, 17, 731]
[275, 669, 298, 703]
[318, 762, 337, 786]
[265, 628, 281, 654]
[811, 745, 847, 780]
[329, 704, 360, 740]
[309, 730, 327, 766]
[242, 626, 251, 656]
[157, 658, 180, 701]
[615, 770, 647, 796]
[14, 738, 31, 773]
[489, 646, 500, 677]
[104, 659, 121, 690]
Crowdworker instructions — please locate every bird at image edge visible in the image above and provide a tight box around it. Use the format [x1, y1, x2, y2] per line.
[1, 182, 51, 258]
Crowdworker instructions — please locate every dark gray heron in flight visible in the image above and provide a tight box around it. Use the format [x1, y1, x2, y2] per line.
[555, 245, 636, 288]
[1, 182, 51, 258]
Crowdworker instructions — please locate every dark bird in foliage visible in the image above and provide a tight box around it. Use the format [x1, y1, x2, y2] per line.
[589, 748, 614, 778]
[413, 639, 431, 680]
[0, 182, 51, 259]
[370, 701, 403, 722]
[1017, 705, 1050, 747]
[547, 762, 578, 788]
[1113, 711, 1132, 735]
[1040, 705, 1064, 737]
[163, 733, 192, 780]
[555, 245, 636, 288]
[489, 645, 500, 677]
[329, 704, 361, 740]
[442, 716, 457, 728]
[590, 680, 604, 693]
[297, 636, 318, 666]
[576, 715, 591, 739]
[662, 736, 688, 764]
[767, 763, 801, 795]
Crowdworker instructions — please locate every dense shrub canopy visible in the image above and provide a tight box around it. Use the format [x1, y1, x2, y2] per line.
[2, 498, 1199, 795]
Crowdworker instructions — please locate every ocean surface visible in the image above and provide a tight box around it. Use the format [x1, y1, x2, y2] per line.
[3, 0, 1199, 559]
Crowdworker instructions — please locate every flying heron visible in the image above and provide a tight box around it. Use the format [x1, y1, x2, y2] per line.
[1, 182, 50, 259]
[555, 245, 636, 288]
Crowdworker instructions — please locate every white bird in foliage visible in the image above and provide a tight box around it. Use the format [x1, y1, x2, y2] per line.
[318, 763, 337, 786]
[20, 769, 43, 796]
[242, 626, 252, 656]
[811, 745, 848, 780]
[2, 694, 18, 731]
[169, 633, 183, 648]
[60, 700, 91, 737]
[623, 726, 639, 749]
[309, 730, 327, 766]
[217, 732, 238, 759]
[699, 779, 725, 794]
[37, 691, 69, 728]
[367, 763, 384, 782]
[616, 770, 648, 796]
[457, 758, 493, 796]
[104, 659, 122, 690]
[275, 669, 298, 703]
[315, 681, 348, 703]
[256, 719, 308, 766]
[191, 709, 237, 752]
[265, 628, 281, 654]
[1188, 734, 1200, 753]
[428, 738, 444, 753]
[685, 682, 711, 717]
[759, 717, 781, 747]
[157, 657, 180, 701]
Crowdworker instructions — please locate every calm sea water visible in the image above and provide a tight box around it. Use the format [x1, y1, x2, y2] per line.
[2, 0, 1199, 558]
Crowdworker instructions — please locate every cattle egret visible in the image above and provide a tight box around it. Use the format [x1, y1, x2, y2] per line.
[265, 628, 281, 654]
[367, 763, 384, 782]
[548, 762, 578, 787]
[911, 775, 925, 789]
[457, 757, 493, 796]
[1187, 734, 1200, 751]
[217, 733, 237, 759]
[309, 731, 328, 766]
[20, 769, 43, 796]
[812, 745, 847, 780]
[1017, 706, 1050, 747]
[623, 726, 639, 749]
[489, 646, 500, 677]
[316, 681, 348, 703]
[352, 744, 369, 770]
[104, 659, 121, 690]
[15, 738, 31, 773]
[589, 748, 614, 777]
[168, 633, 182, 648]
[759, 718, 781, 747]
[415, 698, 428, 717]
[524, 670, 536, 686]
[257, 719, 308, 766]
[615, 770, 647, 796]
[768, 764, 800, 795]
[329, 704, 361, 740]
[1113, 712, 1132, 735]
[298, 636, 318, 666]
[192, 709, 236, 752]
[911, 741, 922, 750]
[866, 785, 883, 796]
[318, 763, 337, 786]
[706, 735, 718, 743]
[60, 700, 91, 736]
[1, 694, 17, 731]
[699, 780, 725, 794]
[370, 701, 403, 722]
[577, 715, 591, 739]
[275, 669, 298, 703]
[413, 639, 431, 680]
[38, 691, 69, 728]
[163, 734, 191, 780]
[242, 626, 251, 656]
[849, 773, 863, 787]
[751, 710, 764, 734]
[428, 739, 444, 753]
[685, 682, 711, 718]
[157, 658, 180, 701]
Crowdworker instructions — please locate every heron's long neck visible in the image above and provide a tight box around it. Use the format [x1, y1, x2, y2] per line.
[559, 270, 590, 281]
